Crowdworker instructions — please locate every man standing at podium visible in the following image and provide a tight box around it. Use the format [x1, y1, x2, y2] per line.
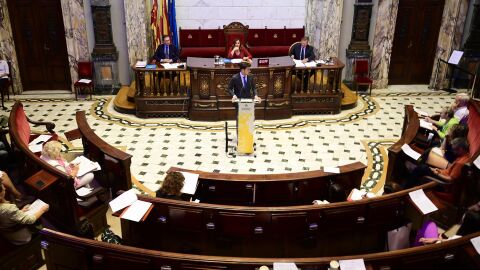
[228, 62, 261, 103]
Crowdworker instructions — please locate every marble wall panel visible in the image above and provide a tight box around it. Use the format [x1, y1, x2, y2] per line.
[0, 0, 22, 93]
[430, 0, 470, 89]
[124, 0, 148, 67]
[61, 0, 89, 90]
[370, 0, 399, 89]
[306, 0, 344, 60]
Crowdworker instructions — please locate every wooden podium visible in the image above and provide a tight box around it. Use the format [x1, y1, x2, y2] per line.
[236, 99, 256, 155]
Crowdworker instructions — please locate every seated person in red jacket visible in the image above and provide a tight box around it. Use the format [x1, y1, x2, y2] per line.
[228, 39, 252, 63]
[155, 172, 190, 201]
[403, 137, 470, 189]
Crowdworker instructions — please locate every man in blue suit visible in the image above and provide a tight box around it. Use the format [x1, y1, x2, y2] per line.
[152, 35, 179, 63]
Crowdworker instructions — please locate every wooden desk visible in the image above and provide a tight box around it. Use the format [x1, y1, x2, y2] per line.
[25, 170, 58, 192]
[131, 57, 344, 120]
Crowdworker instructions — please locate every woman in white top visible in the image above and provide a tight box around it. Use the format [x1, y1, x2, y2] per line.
[40, 141, 94, 189]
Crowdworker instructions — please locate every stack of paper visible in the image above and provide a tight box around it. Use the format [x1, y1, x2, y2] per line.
[414, 108, 430, 117]
[293, 59, 305, 67]
[179, 171, 200, 195]
[135, 61, 147, 68]
[315, 60, 326, 64]
[401, 144, 421, 160]
[28, 134, 52, 153]
[473, 155, 480, 170]
[78, 79, 92, 84]
[419, 119, 433, 130]
[312, 199, 330, 205]
[161, 63, 184, 69]
[324, 166, 340, 174]
[409, 189, 438, 214]
[70, 156, 101, 177]
[273, 262, 298, 270]
[25, 199, 48, 216]
[304, 61, 317, 68]
[109, 189, 152, 222]
[349, 188, 367, 201]
[470, 236, 480, 254]
[339, 259, 367, 270]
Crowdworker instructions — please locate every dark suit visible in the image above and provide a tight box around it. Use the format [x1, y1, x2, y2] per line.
[228, 73, 257, 99]
[291, 44, 316, 89]
[153, 44, 179, 62]
[290, 43, 315, 61]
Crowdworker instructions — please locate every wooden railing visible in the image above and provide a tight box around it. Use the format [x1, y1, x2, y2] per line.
[133, 65, 190, 118]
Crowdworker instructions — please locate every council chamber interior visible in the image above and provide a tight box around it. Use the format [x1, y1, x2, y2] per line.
[0, 0, 480, 269]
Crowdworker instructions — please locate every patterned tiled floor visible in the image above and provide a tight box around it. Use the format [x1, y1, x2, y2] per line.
[1, 86, 457, 195]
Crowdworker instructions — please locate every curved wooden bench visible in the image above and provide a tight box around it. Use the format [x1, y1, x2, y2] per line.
[387, 101, 480, 207]
[8, 102, 109, 235]
[74, 111, 133, 196]
[40, 228, 480, 269]
[170, 162, 366, 206]
[120, 182, 442, 257]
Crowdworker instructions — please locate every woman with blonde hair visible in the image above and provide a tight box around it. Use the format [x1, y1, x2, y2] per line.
[155, 172, 188, 201]
[40, 141, 93, 189]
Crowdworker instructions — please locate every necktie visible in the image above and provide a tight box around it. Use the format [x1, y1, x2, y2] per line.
[165, 45, 169, 59]
[242, 76, 247, 88]
[301, 47, 305, 60]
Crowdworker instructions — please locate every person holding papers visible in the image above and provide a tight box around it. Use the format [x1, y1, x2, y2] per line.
[152, 35, 179, 63]
[227, 39, 252, 63]
[452, 93, 469, 122]
[290, 36, 316, 63]
[0, 179, 49, 245]
[155, 172, 189, 201]
[40, 141, 94, 189]
[424, 107, 459, 140]
[403, 138, 470, 190]
[290, 36, 316, 89]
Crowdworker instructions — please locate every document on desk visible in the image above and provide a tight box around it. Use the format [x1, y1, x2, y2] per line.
[324, 166, 340, 174]
[293, 59, 305, 67]
[304, 61, 317, 67]
[29, 134, 52, 146]
[109, 189, 138, 213]
[76, 187, 93, 197]
[414, 108, 430, 117]
[401, 144, 421, 160]
[121, 200, 152, 222]
[473, 155, 480, 170]
[315, 60, 326, 64]
[419, 119, 433, 130]
[78, 79, 92, 84]
[70, 156, 101, 177]
[28, 144, 43, 153]
[470, 236, 480, 254]
[135, 61, 147, 68]
[25, 199, 48, 216]
[231, 59, 243, 64]
[409, 189, 438, 215]
[338, 259, 366, 270]
[273, 262, 298, 270]
[180, 171, 199, 195]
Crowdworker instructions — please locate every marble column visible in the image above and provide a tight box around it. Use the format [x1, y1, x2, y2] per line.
[430, 0, 470, 89]
[305, 0, 344, 60]
[61, 0, 89, 90]
[124, 0, 148, 68]
[0, 0, 23, 93]
[370, 0, 399, 89]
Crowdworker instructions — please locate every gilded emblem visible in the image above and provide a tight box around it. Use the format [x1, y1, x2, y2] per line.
[188, 34, 192, 39]
[273, 34, 278, 38]
[254, 33, 259, 38]
[292, 34, 296, 38]
[207, 34, 212, 39]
